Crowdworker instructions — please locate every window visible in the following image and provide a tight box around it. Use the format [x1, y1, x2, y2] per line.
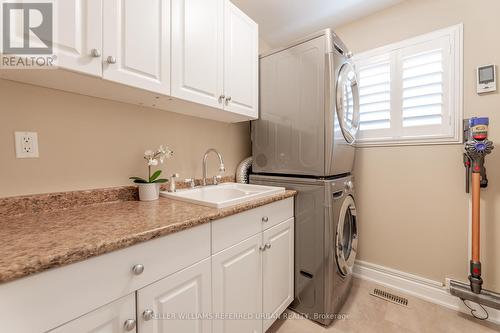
[353, 24, 463, 146]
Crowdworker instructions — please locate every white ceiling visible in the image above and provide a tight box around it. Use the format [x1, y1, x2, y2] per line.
[232, 0, 405, 48]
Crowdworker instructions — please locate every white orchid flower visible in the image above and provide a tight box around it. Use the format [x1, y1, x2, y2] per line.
[132, 145, 174, 186]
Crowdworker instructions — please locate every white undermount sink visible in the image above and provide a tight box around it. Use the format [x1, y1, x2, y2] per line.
[160, 183, 285, 208]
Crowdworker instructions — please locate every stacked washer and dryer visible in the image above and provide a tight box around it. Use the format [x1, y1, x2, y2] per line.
[250, 29, 360, 326]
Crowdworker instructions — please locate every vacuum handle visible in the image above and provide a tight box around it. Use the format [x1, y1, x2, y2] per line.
[472, 172, 481, 263]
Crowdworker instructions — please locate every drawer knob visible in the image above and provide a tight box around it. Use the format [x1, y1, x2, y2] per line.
[132, 264, 144, 275]
[106, 56, 117, 64]
[90, 48, 101, 58]
[143, 309, 154, 321]
[123, 319, 136, 331]
[262, 216, 269, 223]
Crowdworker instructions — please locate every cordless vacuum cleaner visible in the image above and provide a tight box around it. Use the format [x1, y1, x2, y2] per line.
[450, 117, 500, 317]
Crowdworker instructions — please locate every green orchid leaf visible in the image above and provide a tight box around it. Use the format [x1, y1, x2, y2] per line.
[149, 170, 162, 182]
[153, 178, 169, 184]
[130, 176, 148, 183]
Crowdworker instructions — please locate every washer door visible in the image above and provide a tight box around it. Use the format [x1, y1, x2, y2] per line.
[335, 195, 358, 276]
[336, 62, 360, 144]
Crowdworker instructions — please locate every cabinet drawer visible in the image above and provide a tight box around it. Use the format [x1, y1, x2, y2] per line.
[48, 293, 136, 333]
[212, 198, 293, 253]
[0, 223, 210, 333]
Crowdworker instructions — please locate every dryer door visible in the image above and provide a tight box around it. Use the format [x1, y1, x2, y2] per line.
[335, 195, 358, 276]
[336, 62, 360, 144]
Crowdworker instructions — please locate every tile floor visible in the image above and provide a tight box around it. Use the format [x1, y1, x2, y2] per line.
[267, 278, 500, 333]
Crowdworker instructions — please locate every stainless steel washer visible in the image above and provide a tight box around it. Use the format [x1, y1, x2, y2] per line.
[250, 174, 358, 326]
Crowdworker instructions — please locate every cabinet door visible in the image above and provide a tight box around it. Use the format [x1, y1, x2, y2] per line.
[49, 294, 136, 333]
[54, 0, 102, 76]
[171, 0, 224, 109]
[103, 0, 170, 94]
[262, 218, 294, 332]
[137, 258, 211, 333]
[223, 1, 259, 118]
[212, 234, 263, 333]
[3, 0, 103, 76]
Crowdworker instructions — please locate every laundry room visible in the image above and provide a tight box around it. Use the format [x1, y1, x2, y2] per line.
[0, 0, 499, 332]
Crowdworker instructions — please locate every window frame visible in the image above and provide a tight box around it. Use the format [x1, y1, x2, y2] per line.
[353, 24, 464, 147]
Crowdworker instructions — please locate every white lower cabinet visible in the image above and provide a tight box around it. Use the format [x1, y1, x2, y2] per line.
[137, 258, 212, 333]
[212, 234, 263, 333]
[212, 212, 295, 333]
[49, 294, 136, 333]
[3, 200, 294, 333]
[262, 218, 295, 332]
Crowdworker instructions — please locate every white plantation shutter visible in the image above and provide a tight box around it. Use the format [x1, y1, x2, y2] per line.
[358, 59, 391, 131]
[353, 25, 462, 145]
[402, 49, 444, 127]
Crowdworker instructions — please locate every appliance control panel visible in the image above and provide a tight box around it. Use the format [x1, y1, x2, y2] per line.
[477, 64, 496, 94]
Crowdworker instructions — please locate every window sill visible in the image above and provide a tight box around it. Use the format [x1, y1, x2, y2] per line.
[354, 137, 463, 148]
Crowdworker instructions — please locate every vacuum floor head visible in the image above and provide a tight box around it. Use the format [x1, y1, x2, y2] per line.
[450, 280, 500, 311]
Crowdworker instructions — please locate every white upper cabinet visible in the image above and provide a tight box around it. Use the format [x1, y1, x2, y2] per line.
[171, 0, 224, 108]
[102, 0, 171, 94]
[53, 0, 103, 76]
[223, 1, 259, 118]
[1, 0, 258, 122]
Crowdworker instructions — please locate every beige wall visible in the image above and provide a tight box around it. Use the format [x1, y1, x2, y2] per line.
[0, 79, 251, 198]
[337, 0, 500, 291]
[259, 37, 272, 54]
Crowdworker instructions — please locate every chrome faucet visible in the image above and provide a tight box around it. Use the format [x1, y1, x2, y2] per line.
[202, 148, 225, 186]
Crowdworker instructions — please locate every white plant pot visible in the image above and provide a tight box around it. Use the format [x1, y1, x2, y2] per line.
[137, 183, 160, 201]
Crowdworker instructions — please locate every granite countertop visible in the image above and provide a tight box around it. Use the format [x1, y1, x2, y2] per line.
[0, 190, 296, 284]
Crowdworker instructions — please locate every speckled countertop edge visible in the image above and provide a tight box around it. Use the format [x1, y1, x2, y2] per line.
[0, 190, 296, 284]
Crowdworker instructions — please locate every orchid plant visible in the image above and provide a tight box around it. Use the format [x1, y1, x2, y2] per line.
[130, 145, 174, 184]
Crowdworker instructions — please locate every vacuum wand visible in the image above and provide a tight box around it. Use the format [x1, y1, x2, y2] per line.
[463, 117, 494, 294]
[450, 117, 500, 317]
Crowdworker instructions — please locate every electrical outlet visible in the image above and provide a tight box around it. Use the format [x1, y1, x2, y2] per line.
[15, 132, 39, 158]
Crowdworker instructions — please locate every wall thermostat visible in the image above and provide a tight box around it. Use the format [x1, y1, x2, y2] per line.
[477, 64, 496, 94]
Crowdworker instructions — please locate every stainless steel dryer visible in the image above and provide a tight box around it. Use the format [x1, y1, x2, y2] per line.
[252, 29, 360, 177]
[249, 174, 358, 326]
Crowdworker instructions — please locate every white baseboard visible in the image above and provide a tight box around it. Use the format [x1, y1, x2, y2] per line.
[353, 260, 500, 325]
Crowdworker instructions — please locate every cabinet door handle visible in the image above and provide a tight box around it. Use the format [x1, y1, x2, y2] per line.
[143, 309, 154, 321]
[262, 216, 269, 223]
[123, 319, 136, 331]
[265, 243, 272, 250]
[106, 56, 117, 64]
[132, 264, 144, 275]
[218, 95, 226, 104]
[259, 245, 266, 251]
[90, 48, 101, 58]
[225, 96, 232, 104]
